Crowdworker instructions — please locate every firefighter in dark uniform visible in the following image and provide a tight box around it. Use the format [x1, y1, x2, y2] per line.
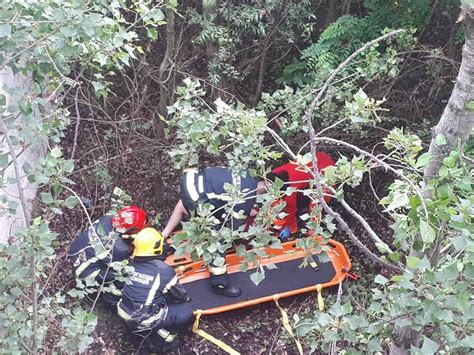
[68, 206, 148, 305]
[117, 228, 193, 352]
[162, 167, 268, 298]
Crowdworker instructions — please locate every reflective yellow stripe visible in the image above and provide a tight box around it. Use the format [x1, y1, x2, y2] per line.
[208, 265, 227, 276]
[109, 284, 122, 296]
[163, 275, 178, 292]
[117, 300, 168, 327]
[207, 192, 233, 201]
[141, 306, 167, 326]
[273, 295, 303, 355]
[316, 284, 324, 311]
[75, 251, 109, 277]
[117, 300, 130, 320]
[145, 274, 161, 306]
[198, 175, 204, 193]
[157, 328, 177, 342]
[186, 169, 199, 201]
[193, 310, 240, 355]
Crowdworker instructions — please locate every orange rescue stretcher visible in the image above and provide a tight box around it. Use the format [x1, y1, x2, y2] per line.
[166, 237, 352, 315]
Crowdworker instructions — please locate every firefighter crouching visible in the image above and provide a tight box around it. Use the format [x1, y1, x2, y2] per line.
[117, 227, 193, 352]
[68, 206, 148, 306]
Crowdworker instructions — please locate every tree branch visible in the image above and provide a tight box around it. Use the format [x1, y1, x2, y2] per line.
[0, 120, 38, 353]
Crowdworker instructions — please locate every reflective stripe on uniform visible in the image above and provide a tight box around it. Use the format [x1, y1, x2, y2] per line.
[198, 175, 204, 193]
[206, 192, 233, 201]
[145, 274, 161, 306]
[208, 264, 227, 276]
[109, 283, 123, 296]
[75, 251, 110, 277]
[185, 169, 199, 201]
[141, 306, 167, 326]
[163, 275, 178, 293]
[117, 300, 168, 328]
[117, 300, 130, 320]
[157, 328, 177, 342]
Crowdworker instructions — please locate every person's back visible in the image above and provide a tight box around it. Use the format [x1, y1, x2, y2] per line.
[122, 257, 176, 306]
[117, 228, 192, 352]
[187, 167, 258, 227]
[68, 216, 129, 278]
[68, 206, 149, 305]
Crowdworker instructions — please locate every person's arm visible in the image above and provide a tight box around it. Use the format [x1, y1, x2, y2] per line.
[162, 199, 189, 238]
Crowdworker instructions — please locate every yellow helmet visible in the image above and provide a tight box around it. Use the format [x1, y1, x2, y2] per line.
[132, 228, 164, 257]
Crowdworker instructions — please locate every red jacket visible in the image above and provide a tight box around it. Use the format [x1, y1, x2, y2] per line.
[272, 151, 335, 233]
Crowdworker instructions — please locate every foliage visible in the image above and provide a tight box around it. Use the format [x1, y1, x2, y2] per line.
[166, 37, 472, 353]
[0, 0, 169, 352]
[259, 30, 413, 138]
[167, 78, 281, 171]
[280, 0, 432, 85]
[295, 129, 473, 353]
[188, 0, 314, 86]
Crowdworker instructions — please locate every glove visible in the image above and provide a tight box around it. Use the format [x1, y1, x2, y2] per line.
[279, 226, 291, 241]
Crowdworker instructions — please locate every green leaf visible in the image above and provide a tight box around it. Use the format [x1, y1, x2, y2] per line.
[407, 256, 420, 269]
[415, 152, 431, 168]
[419, 219, 436, 244]
[0, 153, 9, 167]
[50, 147, 62, 158]
[40, 192, 54, 205]
[250, 270, 265, 285]
[464, 100, 474, 112]
[266, 263, 278, 270]
[0, 24, 12, 38]
[389, 251, 401, 262]
[0, 94, 6, 106]
[374, 274, 389, 285]
[92, 81, 105, 92]
[367, 338, 382, 352]
[420, 336, 439, 354]
[147, 28, 158, 40]
[435, 133, 447, 146]
[64, 196, 79, 209]
[383, 192, 409, 212]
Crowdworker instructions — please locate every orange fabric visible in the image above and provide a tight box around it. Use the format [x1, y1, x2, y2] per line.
[271, 151, 335, 233]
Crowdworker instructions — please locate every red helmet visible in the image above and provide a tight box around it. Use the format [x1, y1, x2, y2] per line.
[112, 206, 148, 234]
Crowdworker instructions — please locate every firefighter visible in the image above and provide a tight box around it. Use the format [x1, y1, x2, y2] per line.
[68, 205, 148, 305]
[117, 228, 193, 352]
[267, 151, 335, 238]
[162, 167, 267, 298]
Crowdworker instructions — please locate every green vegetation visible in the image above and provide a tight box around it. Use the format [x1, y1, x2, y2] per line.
[0, 0, 472, 353]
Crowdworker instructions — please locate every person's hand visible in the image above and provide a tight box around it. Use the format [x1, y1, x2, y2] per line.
[250, 207, 259, 217]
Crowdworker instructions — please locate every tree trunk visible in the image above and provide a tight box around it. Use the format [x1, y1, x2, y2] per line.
[390, 2, 474, 354]
[0, 68, 47, 243]
[423, 4, 474, 185]
[158, 7, 176, 119]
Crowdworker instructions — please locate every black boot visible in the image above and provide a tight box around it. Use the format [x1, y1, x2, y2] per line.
[147, 335, 181, 353]
[211, 284, 242, 297]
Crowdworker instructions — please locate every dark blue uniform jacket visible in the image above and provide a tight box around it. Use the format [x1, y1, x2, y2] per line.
[68, 216, 129, 280]
[180, 167, 258, 229]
